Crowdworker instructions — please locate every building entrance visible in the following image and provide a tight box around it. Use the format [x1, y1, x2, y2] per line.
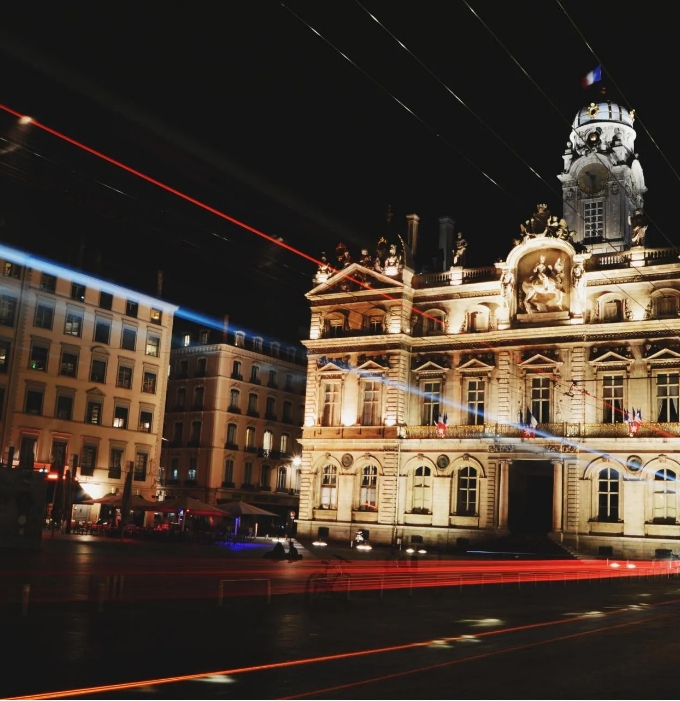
[508, 460, 554, 534]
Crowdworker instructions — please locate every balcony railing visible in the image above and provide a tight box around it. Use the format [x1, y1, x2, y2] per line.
[231, 372, 243, 381]
[264, 412, 277, 421]
[224, 442, 239, 451]
[247, 410, 260, 418]
[228, 405, 241, 414]
[221, 481, 235, 488]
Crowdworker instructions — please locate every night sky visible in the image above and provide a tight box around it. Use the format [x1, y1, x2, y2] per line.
[0, 2, 677, 341]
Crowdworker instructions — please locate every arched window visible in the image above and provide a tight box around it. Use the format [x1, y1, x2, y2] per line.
[359, 465, 378, 511]
[326, 315, 345, 338]
[229, 389, 240, 411]
[412, 466, 432, 514]
[320, 465, 338, 509]
[248, 393, 258, 415]
[263, 430, 273, 455]
[245, 426, 255, 449]
[653, 468, 677, 523]
[232, 360, 242, 379]
[457, 466, 478, 516]
[226, 423, 237, 448]
[424, 311, 445, 335]
[656, 295, 679, 318]
[598, 468, 620, 522]
[365, 311, 385, 334]
[277, 467, 287, 491]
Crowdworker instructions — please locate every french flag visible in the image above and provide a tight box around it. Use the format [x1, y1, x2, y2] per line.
[582, 65, 602, 88]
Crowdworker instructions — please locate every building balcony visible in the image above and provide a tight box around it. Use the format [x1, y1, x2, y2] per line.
[228, 405, 241, 414]
[267, 382, 278, 389]
[264, 413, 277, 421]
[231, 373, 243, 381]
[221, 481, 235, 488]
[224, 442, 239, 451]
[247, 410, 259, 418]
[302, 426, 399, 440]
[250, 378, 261, 385]
[183, 479, 199, 487]
[245, 446, 257, 453]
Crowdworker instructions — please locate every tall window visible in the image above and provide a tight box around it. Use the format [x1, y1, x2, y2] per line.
[359, 465, 378, 511]
[113, 405, 129, 429]
[150, 309, 162, 325]
[121, 327, 137, 351]
[422, 381, 441, 425]
[94, 318, 111, 344]
[654, 469, 677, 523]
[0, 339, 10, 373]
[263, 429, 273, 456]
[261, 464, 271, 489]
[86, 401, 102, 425]
[226, 423, 237, 447]
[64, 310, 83, 337]
[80, 445, 97, 476]
[285, 374, 294, 391]
[0, 295, 17, 327]
[146, 333, 160, 357]
[244, 462, 253, 485]
[125, 300, 138, 318]
[320, 464, 338, 509]
[247, 393, 258, 415]
[190, 421, 201, 443]
[234, 332, 245, 347]
[90, 359, 107, 383]
[277, 467, 287, 491]
[266, 396, 276, 418]
[656, 373, 679, 422]
[117, 365, 133, 389]
[466, 379, 485, 425]
[109, 448, 123, 479]
[99, 291, 113, 310]
[603, 375, 624, 423]
[176, 387, 186, 410]
[584, 200, 604, 238]
[361, 379, 381, 426]
[657, 295, 679, 318]
[172, 422, 183, 443]
[283, 401, 293, 423]
[425, 313, 444, 335]
[55, 394, 73, 420]
[142, 371, 157, 394]
[597, 468, 620, 522]
[603, 299, 622, 322]
[139, 410, 153, 433]
[232, 360, 242, 379]
[18, 436, 37, 469]
[321, 382, 340, 426]
[34, 303, 54, 330]
[40, 273, 56, 292]
[280, 433, 289, 455]
[224, 459, 234, 485]
[245, 426, 255, 449]
[327, 317, 344, 337]
[229, 388, 240, 411]
[193, 386, 204, 409]
[70, 283, 85, 302]
[196, 357, 207, 376]
[253, 337, 263, 352]
[268, 369, 277, 388]
[531, 376, 550, 423]
[25, 389, 43, 415]
[29, 344, 49, 371]
[457, 466, 478, 516]
[412, 466, 432, 513]
[134, 452, 148, 481]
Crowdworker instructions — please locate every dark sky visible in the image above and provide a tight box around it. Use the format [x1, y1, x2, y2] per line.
[0, 2, 678, 341]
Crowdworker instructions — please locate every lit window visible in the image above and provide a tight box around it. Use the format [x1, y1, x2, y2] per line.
[656, 373, 679, 422]
[3, 262, 21, 279]
[139, 409, 153, 433]
[598, 468, 620, 522]
[359, 465, 378, 511]
[245, 426, 255, 448]
[234, 332, 245, 347]
[320, 465, 337, 509]
[583, 200, 604, 238]
[29, 344, 49, 371]
[422, 381, 441, 425]
[466, 379, 485, 426]
[70, 283, 85, 302]
[320, 383, 340, 426]
[134, 452, 148, 481]
[412, 466, 432, 514]
[361, 379, 381, 426]
[113, 405, 129, 429]
[277, 467, 287, 491]
[602, 375, 624, 423]
[150, 308, 162, 325]
[531, 376, 550, 423]
[146, 333, 161, 357]
[183, 334, 191, 347]
[64, 310, 83, 337]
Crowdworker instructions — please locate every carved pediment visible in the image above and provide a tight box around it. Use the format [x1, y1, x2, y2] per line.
[317, 355, 351, 372]
[412, 360, 449, 375]
[412, 353, 451, 372]
[308, 263, 405, 296]
[644, 344, 680, 368]
[356, 359, 389, 374]
[459, 352, 496, 371]
[518, 352, 562, 370]
[86, 387, 106, 396]
[589, 345, 634, 372]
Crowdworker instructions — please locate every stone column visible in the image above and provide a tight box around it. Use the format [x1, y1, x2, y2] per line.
[498, 460, 509, 529]
[552, 460, 563, 532]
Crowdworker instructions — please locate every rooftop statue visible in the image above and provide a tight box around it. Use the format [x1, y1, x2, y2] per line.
[452, 231, 468, 266]
[629, 208, 649, 246]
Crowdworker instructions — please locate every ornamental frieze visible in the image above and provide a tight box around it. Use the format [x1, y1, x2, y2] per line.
[488, 442, 578, 453]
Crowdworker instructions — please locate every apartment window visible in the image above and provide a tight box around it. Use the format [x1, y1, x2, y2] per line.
[113, 405, 129, 429]
[244, 462, 253, 485]
[190, 421, 201, 443]
[109, 448, 123, 479]
[359, 465, 378, 511]
[412, 466, 432, 513]
[0, 339, 10, 373]
[422, 380, 441, 425]
[360, 379, 381, 426]
[466, 379, 485, 426]
[193, 386, 204, 409]
[268, 369, 277, 387]
[250, 365, 260, 383]
[99, 291, 113, 310]
[285, 374, 293, 391]
[283, 400, 293, 423]
[226, 423, 237, 447]
[86, 400, 102, 425]
[90, 359, 107, 383]
[245, 426, 255, 449]
[328, 318, 344, 338]
[457, 466, 478, 516]
[232, 360, 242, 379]
[40, 273, 56, 292]
[94, 318, 111, 345]
[270, 342, 280, 357]
[18, 436, 37, 469]
[229, 388, 240, 410]
[134, 452, 148, 481]
[142, 371, 157, 394]
[653, 469, 677, 523]
[321, 382, 340, 426]
[170, 457, 179, 481]
[117, 364, 133, 389]
[182, 333, 191, 347]
[320, 465, 337, 509]
[125, 300, 138, 318]
[3, 262, 21, 278]
[25, 388, 43, 415]
[170, 423, 183, 445]
[530, 376, 551, 423]
[139, 410, 153, 433]
[597, 468, 620, 522]
[0, 295, 17, 327]
[295, 469, 301, 494]
[287, 348, 296, 362]
[280, 434, 289, 455]
[150, 308, 162, 325]
[64, 310, 83, 337]
[224, 459, 234, 484]
[71, 283, 86, 301]
[80, 444, 97, 476]
[200, 330, 209, 344]
[261, 464, 271, 489]
[656, 373, 679, 422]
[253, 337, 263, 352]
[176, 387, 186, 410]
[121, 327, 137, 351]
[603, 375, 624, 423]
[234, 332, 245, 347]
[29, 343, 49, 371]
[60, 350, 78, 378]
[366, 315, 384, 334]
[263, 429, 273, 456]
[277, 467, 287, 491]
[187, 461, 197, 482]
[34, 303, 54, 330]
[247, 393, 258, 415]
[55, 394, 74, 421]
[177, 359, 188, 378]
[146, 333, 160, 357]
[583, 200, 604, 238]
[266, 396, 276, 419]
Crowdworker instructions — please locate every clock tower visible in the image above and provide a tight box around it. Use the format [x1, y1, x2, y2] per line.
[558, 97, 646, 253]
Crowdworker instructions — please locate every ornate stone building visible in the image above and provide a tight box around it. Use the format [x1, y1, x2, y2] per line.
[297, 93, 680, 558]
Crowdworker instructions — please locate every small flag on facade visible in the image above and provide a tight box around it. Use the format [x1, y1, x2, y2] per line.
[582, 65, 602, 88]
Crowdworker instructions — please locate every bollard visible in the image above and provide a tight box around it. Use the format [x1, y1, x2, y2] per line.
[97, 583, 105, 613]
[218, 581, 224, 608]
[21, 584, 30, 617]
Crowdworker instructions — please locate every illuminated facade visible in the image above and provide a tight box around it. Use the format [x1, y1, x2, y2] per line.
[297, 95, 680, 558]
[163, 324, 306, 518]
[0, 243, 177, 509]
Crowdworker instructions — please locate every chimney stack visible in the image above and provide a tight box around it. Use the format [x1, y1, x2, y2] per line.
[438, 216, 455, 270]
[406, 213, 419, 257]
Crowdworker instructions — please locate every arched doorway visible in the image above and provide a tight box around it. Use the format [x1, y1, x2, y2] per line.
[508, 460, 554, 534]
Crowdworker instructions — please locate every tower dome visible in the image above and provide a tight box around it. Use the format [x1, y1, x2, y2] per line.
[572, 100, 634, 129]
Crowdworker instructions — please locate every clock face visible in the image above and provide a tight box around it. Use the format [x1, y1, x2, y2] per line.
[577, 163, 608, 194]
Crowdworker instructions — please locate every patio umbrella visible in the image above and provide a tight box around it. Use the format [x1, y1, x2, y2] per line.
[218, 501, 279, 518]
[82, 493, 151, 509]
[148, 496, 228, 516]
